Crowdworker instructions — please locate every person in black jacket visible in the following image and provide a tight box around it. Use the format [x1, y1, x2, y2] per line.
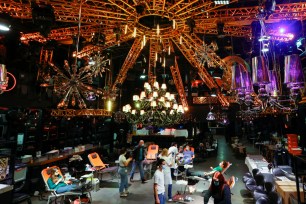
[203, 171, 231, 204]
[130, 140, 147, 183]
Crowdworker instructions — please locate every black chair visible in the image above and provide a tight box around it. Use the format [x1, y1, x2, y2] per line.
[272, 167, 285, 177]
[253, 181, 274, 201]
[243, 168, 260, 183]
[268, 191, 282, 204]
[256, 197, 269, 204]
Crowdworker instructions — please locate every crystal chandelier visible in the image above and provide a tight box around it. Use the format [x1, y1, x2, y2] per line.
[231, 54, 304, 119]
[122, 78, 185, 127]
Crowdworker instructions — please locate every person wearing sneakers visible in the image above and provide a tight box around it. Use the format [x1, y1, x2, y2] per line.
[153, 159, 166, 204]
[118, 148, 133, 197]
[130, 140, 147, 183]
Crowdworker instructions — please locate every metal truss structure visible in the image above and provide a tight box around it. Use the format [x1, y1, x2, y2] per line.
[50, 109, 112, 117]
[1, 0, 306, 108]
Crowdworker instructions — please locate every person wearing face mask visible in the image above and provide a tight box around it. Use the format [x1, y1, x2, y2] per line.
[203, 171, 231, 204]
[159, 148, 173, 201]
[153, 159, 166, 204]
[130, 140, 147, 183]
[118, 147, 133, 197]
[47, 168, 80, 194]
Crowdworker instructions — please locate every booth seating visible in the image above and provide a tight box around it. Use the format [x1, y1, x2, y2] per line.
[41, 166, 85, 204]
[87, 152, 118, 181]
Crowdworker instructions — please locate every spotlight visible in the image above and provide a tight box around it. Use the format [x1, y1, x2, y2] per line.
[0, 14, 11, 32]
[31, 2, 55, 37]
[279, 28, 285, 34]
[0, 24, 10, 31]
[212, 68, 223, 79]
[210, 88, 217, 97]
[261, 43, 269, 52]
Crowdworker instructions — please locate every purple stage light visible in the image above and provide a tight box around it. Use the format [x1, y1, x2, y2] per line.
[279, 27, 285, 34]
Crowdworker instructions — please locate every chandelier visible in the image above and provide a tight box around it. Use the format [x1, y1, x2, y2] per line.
[0, 64, 16, 94]
[231, 54, 304, 119]
[39, 2, 113, 110]
[122, 77, 185, 127]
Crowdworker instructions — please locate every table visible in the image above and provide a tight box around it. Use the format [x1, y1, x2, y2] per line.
[245, 155, 270, 174]
[28, 146, 100, 167]
[275, 184, 304, 204]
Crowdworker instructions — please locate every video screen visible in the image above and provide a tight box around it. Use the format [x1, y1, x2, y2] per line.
[17, 133, 24, 145]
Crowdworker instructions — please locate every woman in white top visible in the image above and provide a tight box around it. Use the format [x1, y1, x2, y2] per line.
[159, 148, 173, 201]
[118, 148, 133, 197]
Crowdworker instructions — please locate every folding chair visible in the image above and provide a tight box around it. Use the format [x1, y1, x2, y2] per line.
[41, 166, 82, 204]
[146, 144, 159, 160]
[143, 145, 159, 178]
[88, 152, 118, 181]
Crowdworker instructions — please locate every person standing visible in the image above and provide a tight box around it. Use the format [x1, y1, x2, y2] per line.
[203, 171, 232, 204]
[118, 148, 133, 197]
[153, 159, 166, 204]
[168, 142, 178, 178]
[159, 148, 173, 201]
[130, 140, 147, 183]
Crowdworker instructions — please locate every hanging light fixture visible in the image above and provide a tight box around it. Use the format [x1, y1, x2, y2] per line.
[230, 54, 305, 120]
[0, 64, 16, 94]
[122, 67, 184, 127]
[206, 106, 216, 121]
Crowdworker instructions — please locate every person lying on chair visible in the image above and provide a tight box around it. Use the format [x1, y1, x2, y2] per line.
[47, 168, 80, 194]
[187, 160, 231, 180]
[182, 145, 194, 165]
[204, 160, 232, 176]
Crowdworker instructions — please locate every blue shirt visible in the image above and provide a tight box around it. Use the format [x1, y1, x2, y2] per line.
[183, 150, 194, 161]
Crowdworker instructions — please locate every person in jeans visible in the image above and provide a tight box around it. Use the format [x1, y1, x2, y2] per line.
[118, 148, 133, 197]
[153, 159, 166, 204]
[203, 171, 231, 204]
[159, 148, 173, 201]
[168, 142, 178, 178]
[47, 168, 80, 194]
[130, 140, 147, 183]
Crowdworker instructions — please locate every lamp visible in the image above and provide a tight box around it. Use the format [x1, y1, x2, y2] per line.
[231, 54, 305, 120]
[206, 107, 216, 121]
[122, 78, 184, 127]
[0, 64, 16, 94]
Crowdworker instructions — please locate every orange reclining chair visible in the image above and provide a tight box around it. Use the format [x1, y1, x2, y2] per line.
[88, 152, 118, 181]
[41, 166, 83, 204]
[146, 144, 159, 160]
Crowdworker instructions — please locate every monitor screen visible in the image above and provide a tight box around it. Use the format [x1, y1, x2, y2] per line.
[17, 133, 24, 145]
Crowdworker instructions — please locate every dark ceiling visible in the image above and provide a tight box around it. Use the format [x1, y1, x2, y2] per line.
[0, 0, 305, 109]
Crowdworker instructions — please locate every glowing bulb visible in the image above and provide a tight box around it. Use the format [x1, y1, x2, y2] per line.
[157, 24, 160, 36]
[124, 24, 128, 34]
[143, 35, 146, 45]
[173, 19, 176, 29]
[168, 46, 171, 55]
[133, 27, 136, 37]
[180, 35, 183, 44]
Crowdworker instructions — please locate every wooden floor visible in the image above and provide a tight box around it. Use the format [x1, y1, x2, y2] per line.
[30, 134, 259, 204]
